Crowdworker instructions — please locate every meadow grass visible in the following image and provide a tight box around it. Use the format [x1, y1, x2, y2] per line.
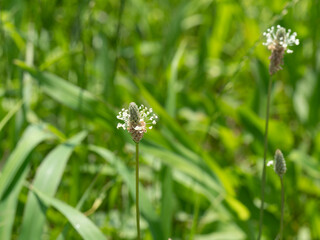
[1, 0, 320, 239]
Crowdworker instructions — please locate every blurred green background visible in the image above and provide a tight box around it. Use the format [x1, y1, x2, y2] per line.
[1, 0, 320, 239]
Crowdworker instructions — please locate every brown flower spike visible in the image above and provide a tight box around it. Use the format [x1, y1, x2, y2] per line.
[263, 25, 299, 75]
[117, 102, 158, 143]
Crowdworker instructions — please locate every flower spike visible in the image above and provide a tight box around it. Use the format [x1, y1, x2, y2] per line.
[263, 25, 299, 75]
[274, 149, 287, 177]
[117, 102, 158, 143]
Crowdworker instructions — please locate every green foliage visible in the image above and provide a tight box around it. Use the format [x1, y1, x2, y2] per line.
[0, 125, 54, 240]
[30, 184, 107, 240]
[20, 131, 87, 240]
[1, 0, 320, 239]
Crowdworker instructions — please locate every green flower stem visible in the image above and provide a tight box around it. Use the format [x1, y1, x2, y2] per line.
[280, 176, 285, 240]
[135, 143, 141, 240]
[258, 76, 273, 240]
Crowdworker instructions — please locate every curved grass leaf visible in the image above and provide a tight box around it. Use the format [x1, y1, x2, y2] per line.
[14, 60, 114, 126]
[19, 131, 87, 240]
[238, 107, 294, 152]
[56, 171, 103, 240]
[0, 124, 54, 240]
[141, 144, 222, 197]
[0, 100, 23, 132]
[0, 124, 54, 200]
[142, 143, 250, 222]
[134, 79, 198, 152]
[28, 185, 107, 240]
[1, 12, 25, 50]
[134, 79, 236, 196]
[0, 167, 29, 240]
[160, 166, 173, 239]
[166, 40, 186, 117]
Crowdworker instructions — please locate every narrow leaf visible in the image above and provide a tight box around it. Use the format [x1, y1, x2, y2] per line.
[0, 100, 23, 132]
[14, 60, 114, 125]
[19, 131, 87, 240]
[29, 185, 107, 240]
[0, 124, 54, 200]
[0, 125, 54, 240]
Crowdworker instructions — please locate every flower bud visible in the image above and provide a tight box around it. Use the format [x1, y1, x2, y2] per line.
[274, 149, 287, 177]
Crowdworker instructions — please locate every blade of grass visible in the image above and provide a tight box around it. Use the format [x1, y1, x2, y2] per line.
[0, 124, 54, 240]
[22, 23, 35, 121]
[56, 169, 105, 240]
[142, 143, 249, 221]
[166, 40, 186, 117]
[189, 194, 200, 240]
[141, 144, 222, 196]
[39, 48, 82, 71]
[134, 79, 198, 152]
[160, 166, 174, 239]
[0, 124, 54, 200]
[26, 183, 107, 240]
[135, 79, 235, 197]
[19, 131, 87, 240]
[1, 13, 25, 50]
[14, 60, 114, 126]
[0, 100, 23, 132]
[0, 166, 29, 240]
[238, 107, 294, 152]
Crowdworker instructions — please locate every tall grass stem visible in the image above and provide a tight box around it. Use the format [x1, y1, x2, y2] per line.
[189, 194, 200, 240]
[136, 143, 141, 240]
[280, 176, 285, 240]
[258, 76, 273, 240]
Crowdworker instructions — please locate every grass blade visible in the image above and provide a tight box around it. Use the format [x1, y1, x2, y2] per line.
[141, 144, 223, 196]
[166, 40, 186, 117]
[0, 124, 54, 239]
[0, 167, 29, 240]
[28, 184, 107, 240]
[0, 124, 54, 200]
[56, 171, 105, 240]
[134, 79, 198, 152]
[19, 131, 87, 240]
[160, 166, 174, 239]
[0, 100, 23, 132]
[14, 60, 114, 126]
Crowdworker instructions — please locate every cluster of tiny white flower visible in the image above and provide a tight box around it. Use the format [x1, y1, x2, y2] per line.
[117, 104, 158, 132]
[263, 25, 299, 53]
[267, 160, 274, 166]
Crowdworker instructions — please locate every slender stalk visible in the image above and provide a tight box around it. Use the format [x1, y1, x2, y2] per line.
[279, 176, 285, 240]
[258, 76, 273, 240]
[135, 143, 141, 240]
[189, 193, 200, 240]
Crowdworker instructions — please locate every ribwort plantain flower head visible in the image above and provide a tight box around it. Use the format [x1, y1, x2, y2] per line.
[117, 102, 158, 143]
[263, 25, 299, 75]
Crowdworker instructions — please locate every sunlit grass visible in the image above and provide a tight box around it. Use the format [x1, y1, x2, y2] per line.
[1, 0, 320, 239]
